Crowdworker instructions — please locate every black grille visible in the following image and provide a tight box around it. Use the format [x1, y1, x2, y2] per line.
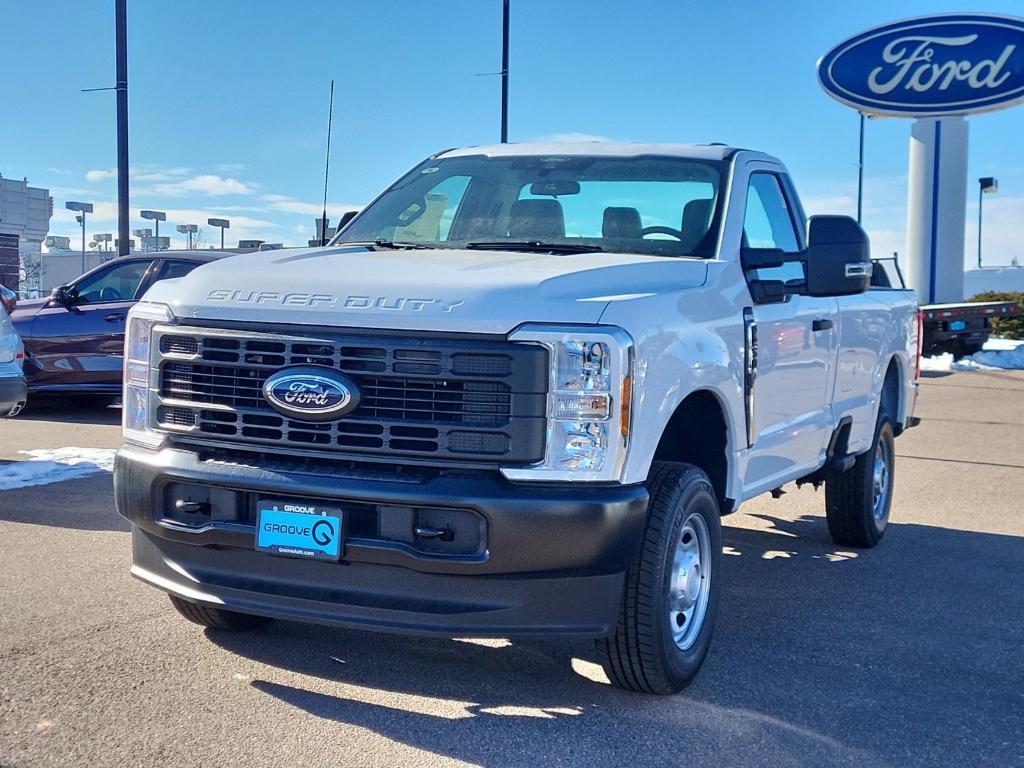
[155, 327, 547, 465]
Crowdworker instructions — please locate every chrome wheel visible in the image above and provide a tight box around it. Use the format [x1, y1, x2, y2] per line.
[872, 437, 891, 523]
[669, 511, 712, 651]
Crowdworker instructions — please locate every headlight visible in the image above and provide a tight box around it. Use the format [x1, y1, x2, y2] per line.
[123, 302, 173, 448]
[502, 326, 633, 482]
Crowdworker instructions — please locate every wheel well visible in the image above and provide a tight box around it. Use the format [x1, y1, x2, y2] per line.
[653, 390, 731, 510]
[882, 357, 902, 434]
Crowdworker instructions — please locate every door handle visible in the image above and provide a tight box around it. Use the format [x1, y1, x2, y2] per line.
[812, 318, 834, 332]
[105, 313, 125, 323]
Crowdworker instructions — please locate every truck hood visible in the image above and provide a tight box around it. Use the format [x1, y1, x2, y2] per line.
[146, 245, 709, 334]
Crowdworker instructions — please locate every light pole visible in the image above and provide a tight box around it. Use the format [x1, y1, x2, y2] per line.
[208, 218, 230, 249]
[140, 210, 166, 252]
[177, 224, 198, 249]
[500, 0, 510, 143]
[857, 112, 865, 224]
[65, 201, 93, 274]
[977, 177, 998, 269]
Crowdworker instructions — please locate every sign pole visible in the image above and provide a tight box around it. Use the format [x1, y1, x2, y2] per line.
[905, 117, 969, 304]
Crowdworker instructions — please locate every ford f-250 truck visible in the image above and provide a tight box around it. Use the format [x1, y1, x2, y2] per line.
[114, 142, 919, 694]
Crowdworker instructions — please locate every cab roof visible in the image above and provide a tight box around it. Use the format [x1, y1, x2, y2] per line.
[437, 141, 742, 162]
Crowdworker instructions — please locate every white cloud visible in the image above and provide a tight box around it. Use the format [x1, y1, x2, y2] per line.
[149, 175, 253, 197]
[259, 194, 359, 217]
[131, 167, 190, 182]
[802, 193, 857, 215]
[50, 201, 120, 226]
[84, 166, 194, 184]
[86, 168, 117, 182]
[965, 195, 1024, 268]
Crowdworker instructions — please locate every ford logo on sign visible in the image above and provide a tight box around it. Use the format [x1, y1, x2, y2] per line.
[818, 14, 1024, 117]
[262, 366, 359, 422]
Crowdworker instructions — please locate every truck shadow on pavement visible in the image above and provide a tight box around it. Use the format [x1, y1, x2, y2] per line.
[208, 514, 1024, 768]
[0, 475, 127, 531]
[17, 396, 120, 426]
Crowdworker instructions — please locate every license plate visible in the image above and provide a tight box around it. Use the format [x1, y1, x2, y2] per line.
[255, 501, 342, 562]
[950, 320, 967, 331]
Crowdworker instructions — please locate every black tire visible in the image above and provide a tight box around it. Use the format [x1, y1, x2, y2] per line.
[168, 594, 272, 631]
[825, 418, 895, 548]
[596, 462, 722, 694]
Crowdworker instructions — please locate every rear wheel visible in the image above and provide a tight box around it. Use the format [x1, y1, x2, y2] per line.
[168, 595, 272, 631]
[596, 462, 722, 694]
[825, 418, 895, 548]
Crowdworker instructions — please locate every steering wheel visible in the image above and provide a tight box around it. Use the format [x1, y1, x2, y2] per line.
[641, 225, 685, 240]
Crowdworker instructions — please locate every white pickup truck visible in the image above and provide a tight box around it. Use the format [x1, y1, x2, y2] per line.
[115, 142, 919, 694]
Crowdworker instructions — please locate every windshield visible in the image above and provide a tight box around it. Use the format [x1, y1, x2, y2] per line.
[334, 154, 726, 258]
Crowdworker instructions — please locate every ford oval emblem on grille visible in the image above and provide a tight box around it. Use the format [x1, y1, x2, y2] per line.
[262, 366, 360, 422]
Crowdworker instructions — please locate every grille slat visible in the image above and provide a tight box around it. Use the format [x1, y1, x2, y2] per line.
[155, 327, 547, 465]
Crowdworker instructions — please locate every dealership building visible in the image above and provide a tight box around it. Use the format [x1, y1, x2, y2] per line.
[0, 175, 52, 297]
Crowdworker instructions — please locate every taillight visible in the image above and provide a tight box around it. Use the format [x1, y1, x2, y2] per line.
[914, 308, 924, 381]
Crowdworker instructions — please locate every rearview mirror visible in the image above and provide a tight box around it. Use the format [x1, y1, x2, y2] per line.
[805, 216, 871, 297]
[529, 180, 580, 197]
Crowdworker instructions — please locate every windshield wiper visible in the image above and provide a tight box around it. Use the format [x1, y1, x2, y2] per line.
[465, 240, 603, 254]
[336, 239, 430, 250]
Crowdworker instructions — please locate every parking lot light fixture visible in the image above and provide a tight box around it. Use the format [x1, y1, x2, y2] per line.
[65, 201, 94, 274]
[140, 210, 166, 252]
[208, 218, 230, 250]
[176, 223, 199, 249]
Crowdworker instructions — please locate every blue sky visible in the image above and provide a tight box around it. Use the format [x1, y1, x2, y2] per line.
[3, 0, 1023, 264]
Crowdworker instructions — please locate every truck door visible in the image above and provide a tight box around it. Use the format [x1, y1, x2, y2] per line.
[742, 171, 838, 491]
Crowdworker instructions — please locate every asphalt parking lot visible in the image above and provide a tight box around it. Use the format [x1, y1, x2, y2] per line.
[1, 374, 1023, 768]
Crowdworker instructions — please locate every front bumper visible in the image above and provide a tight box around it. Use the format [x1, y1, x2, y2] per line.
[115, 444, 648, 637]
[0, 366, 27, 417]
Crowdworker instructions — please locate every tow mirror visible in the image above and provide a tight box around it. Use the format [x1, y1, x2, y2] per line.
[805, 215, 871, 297]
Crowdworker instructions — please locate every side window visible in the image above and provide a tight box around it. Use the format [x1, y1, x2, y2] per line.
[157, 260, 201, 282]
[392, 175, 471, 242]
[744, 173, 803, 283]
[74, 260, 153, 304]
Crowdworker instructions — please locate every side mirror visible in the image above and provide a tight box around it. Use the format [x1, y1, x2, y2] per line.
[805, 215, 872, 297]
[336, 210, 358, 232]
[51, 286, 77, 306]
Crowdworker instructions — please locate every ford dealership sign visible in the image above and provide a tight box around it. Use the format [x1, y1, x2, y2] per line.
[818, 14, 1024, 117]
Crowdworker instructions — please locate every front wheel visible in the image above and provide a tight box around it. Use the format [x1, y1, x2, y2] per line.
[825, 420, 895, 548]
[168, 595, 272, 631]
[596, 462, 722, 694]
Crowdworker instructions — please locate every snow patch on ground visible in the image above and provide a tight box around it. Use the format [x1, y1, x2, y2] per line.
[921, 337, 1024, 373]
[0, 447, 117, 491]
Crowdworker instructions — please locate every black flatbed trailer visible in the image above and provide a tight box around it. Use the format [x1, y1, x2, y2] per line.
[871, 256, 1020, 357]
[920, 301, 1021, 357]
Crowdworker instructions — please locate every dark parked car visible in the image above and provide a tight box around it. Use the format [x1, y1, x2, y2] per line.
[12, 251, 227, 395]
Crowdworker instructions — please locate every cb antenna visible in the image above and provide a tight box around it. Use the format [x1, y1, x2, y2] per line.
[320, 79, 335, 246]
